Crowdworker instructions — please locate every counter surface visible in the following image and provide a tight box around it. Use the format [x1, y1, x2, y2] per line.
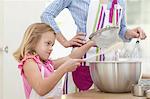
[47, 89, 146, 99]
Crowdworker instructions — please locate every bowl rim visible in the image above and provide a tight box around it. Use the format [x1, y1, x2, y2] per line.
[88, 58, 142, 63]
[88, 61, 142, 63]
[88, 60, 142, 63]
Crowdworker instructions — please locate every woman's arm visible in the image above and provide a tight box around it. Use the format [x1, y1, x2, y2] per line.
[41, 0, 72, 34]
[41, 0, 71, 47]
[119, 1, 146, 41]
[41, 0, 85, 47]
[118, 1, 128, 42]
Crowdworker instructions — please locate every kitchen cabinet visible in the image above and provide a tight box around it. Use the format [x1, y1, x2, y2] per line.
[47, 89, 146, 99]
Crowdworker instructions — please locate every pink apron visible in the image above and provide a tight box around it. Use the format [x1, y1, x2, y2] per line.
[72, 0, 123, 91]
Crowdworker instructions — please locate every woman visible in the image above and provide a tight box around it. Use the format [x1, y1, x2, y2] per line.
[41, 0, 146, 92]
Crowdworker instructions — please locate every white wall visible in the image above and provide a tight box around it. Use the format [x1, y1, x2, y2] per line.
[0, 1, 4, 98]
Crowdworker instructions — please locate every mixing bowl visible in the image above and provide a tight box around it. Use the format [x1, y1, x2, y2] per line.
[89, 60, 142, 93]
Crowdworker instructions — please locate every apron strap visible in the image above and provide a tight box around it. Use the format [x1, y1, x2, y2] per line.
[109, 0, 117, 23]
[41, 66, 45, 79]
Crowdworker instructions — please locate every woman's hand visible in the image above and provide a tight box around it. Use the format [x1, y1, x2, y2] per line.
[61, 58, 85, 72]
[125, 27, 147, 40]
[63, 32, 86, 48]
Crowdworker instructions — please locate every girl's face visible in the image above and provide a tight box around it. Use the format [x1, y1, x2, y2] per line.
[35, 31, 55, 61]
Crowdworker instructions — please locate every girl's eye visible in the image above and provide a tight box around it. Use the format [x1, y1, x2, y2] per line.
[46, 42, 54, 46]
[47, 42, 51, 45]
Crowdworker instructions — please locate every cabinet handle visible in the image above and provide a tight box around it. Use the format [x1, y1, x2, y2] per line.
[0, 46, 8, 53]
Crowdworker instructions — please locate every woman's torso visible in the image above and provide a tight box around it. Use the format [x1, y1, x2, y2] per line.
[68, 0, 125, 34]
[67, 0, 90, 33]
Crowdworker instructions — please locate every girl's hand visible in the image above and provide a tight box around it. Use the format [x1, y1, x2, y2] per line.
[63, 32, 86, 48]
[62, 58, 85, 72]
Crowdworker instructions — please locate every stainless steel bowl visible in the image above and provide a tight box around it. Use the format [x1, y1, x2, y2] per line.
[89, 60, 142, 93]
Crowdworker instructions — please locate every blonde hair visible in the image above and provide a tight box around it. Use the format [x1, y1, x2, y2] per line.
[13, 23, 55, 62]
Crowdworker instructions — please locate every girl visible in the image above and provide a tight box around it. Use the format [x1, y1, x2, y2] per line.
[13, 23, 94, 99]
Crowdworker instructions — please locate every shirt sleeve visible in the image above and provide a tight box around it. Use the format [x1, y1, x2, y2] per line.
[41, 0, 72, 33]
[118, 1, 130, 42]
